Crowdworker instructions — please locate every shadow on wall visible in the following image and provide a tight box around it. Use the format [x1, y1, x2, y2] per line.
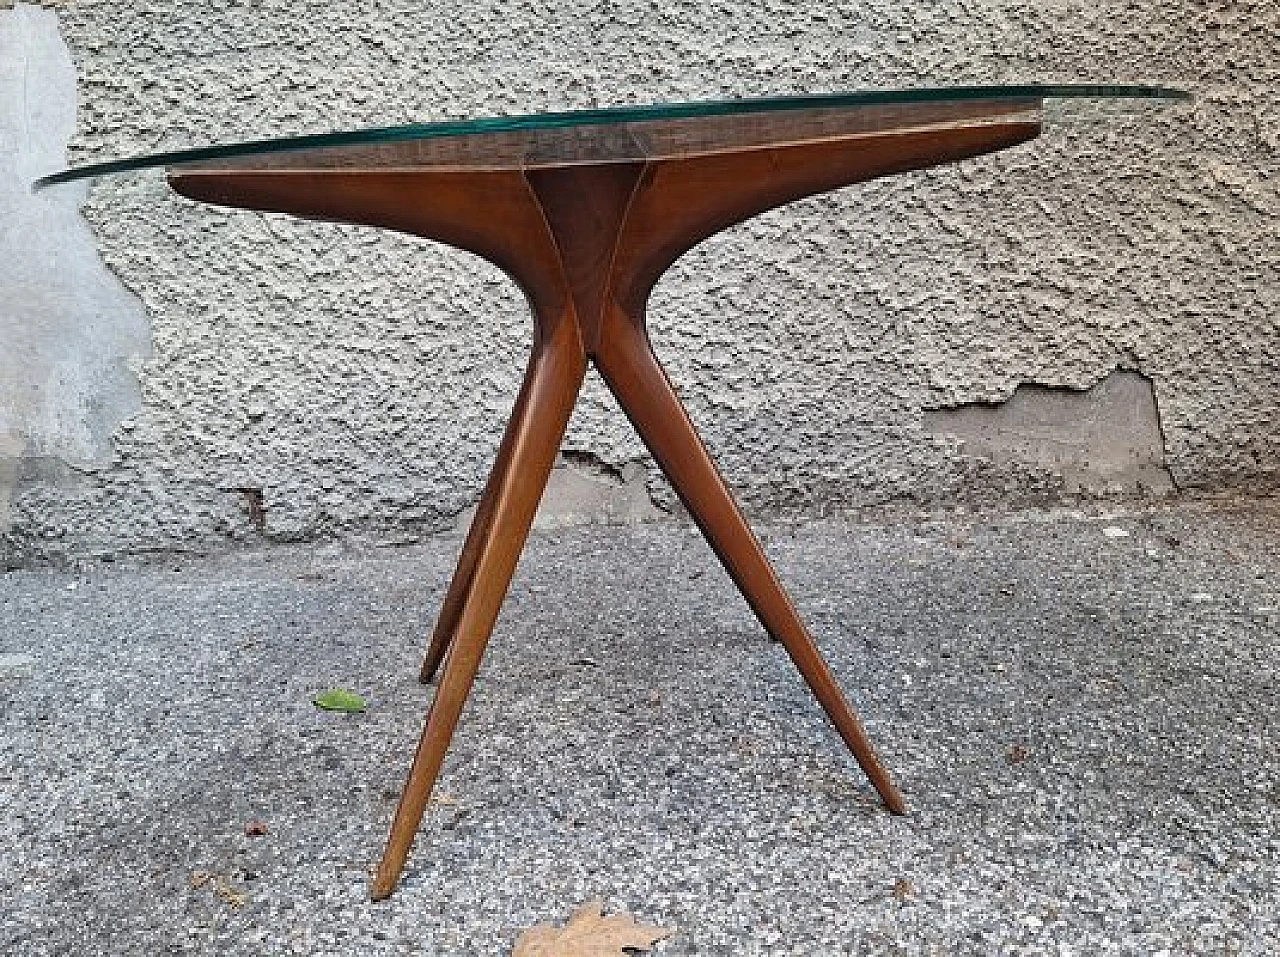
[0, 3, 150, 531]
[924, 370, 1176, 496]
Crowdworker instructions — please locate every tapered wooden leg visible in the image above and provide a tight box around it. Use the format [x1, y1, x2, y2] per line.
[371, 324, 587, 900]
[593, 310, 906, 814]
[419, 359, 540, 683]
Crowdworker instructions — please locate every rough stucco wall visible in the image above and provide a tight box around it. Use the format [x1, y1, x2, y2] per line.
[1, 0, 1277, 561]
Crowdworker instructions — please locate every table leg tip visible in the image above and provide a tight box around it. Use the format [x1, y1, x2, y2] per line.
[369, 875, 397, 901]
[884, 791, 908, 815]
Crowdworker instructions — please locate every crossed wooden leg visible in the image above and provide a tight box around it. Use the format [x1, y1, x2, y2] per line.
[383, 145, 940, 897]
[371, 320, 587, 900]
[419, 356, 540, 684]
[593, 309, 906, 814]
[389, 310, 904, 899]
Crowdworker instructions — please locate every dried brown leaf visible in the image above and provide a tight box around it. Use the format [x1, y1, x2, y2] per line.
[514, 900, 672, 957]
[190, 870, 246, 909]
[213, 880, 247, 909]
[189, 870, 213, 889]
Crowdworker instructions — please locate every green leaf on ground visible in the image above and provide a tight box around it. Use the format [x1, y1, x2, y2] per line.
[313, 688, 367, 712]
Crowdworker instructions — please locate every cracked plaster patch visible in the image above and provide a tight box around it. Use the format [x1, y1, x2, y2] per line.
[924, 370, 1175, 495]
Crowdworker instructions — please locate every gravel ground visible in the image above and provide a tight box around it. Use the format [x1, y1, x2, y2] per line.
[1, 499, 1277, 956]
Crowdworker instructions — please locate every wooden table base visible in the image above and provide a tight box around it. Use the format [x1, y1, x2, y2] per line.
[169, 110, 1041, 899]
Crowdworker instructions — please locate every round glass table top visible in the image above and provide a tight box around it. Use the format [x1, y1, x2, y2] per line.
[35, 85, 1187, 189]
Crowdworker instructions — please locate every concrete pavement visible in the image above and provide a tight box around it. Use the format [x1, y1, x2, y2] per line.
[2, 499, 1277, 955]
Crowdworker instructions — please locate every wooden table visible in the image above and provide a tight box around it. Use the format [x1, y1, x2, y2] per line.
[39, 85, 1187, 899]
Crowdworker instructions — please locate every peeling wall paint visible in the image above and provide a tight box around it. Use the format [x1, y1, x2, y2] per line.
[1, 1, 1277, 563]
[0, 3, 149, 539]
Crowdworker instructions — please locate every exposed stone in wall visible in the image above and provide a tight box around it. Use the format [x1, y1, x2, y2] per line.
[1, 0, 1277, 563]
[446, 451, 664, 535]
[924, 371, 1175, 496]
[535, 451, 666, 529]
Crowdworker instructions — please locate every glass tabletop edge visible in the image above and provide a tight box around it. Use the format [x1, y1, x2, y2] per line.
[33, 84, 1190, 190]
